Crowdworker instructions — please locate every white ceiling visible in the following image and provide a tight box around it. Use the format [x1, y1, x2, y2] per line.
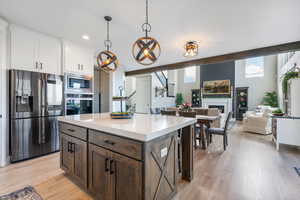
[0, 0, 300, 71]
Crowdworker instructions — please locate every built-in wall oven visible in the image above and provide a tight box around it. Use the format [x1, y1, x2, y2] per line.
[65, 73, 93, 115]
[65, 73, 93, 94]
[66, 93, 93, 115]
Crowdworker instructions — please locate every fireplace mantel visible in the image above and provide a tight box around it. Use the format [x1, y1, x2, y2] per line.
[202, 98, 232, 116]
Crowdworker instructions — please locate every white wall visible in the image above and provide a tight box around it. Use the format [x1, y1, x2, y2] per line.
[125, 70, 177, 111]
[125, 76, 136, 96]
[277, 51, 300, 109]
[235, 55, 277, 111]
[176, 66, 201, 103]
[0, 18, 8, 167]
[111, 67, 125, 112]
[151, 72, 175, 109]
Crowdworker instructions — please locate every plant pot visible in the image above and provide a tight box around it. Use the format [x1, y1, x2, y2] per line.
[272, 113, 284, 117]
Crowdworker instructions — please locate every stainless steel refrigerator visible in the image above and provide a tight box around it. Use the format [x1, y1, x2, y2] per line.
[9, 70, 64, 162]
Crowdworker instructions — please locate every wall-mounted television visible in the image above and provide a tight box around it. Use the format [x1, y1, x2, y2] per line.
[203, 80, 231, 95]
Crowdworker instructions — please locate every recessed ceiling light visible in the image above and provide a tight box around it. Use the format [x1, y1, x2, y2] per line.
[82, 35, 90, 40]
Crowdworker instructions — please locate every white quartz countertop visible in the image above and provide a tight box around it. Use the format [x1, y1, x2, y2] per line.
[58, 113, 196, 142]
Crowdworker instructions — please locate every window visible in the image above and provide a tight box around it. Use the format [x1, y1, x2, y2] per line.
[245, 57, 264, 78]
[184, 66, 196, 83]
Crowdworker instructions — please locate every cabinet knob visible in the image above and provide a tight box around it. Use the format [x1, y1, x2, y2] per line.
[81, 64, 83, 70]
[40, 62, 43, 70]
[104, 140, 115, 146]
[35, 62, 38, 69]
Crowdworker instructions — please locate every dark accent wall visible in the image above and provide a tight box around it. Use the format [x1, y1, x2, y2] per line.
[200, 61, 235, 98]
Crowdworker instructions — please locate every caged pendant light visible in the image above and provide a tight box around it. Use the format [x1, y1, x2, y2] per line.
[184, 41, 198, 57]
[132, 0, 161, 65]
[97, 16, 119, 72]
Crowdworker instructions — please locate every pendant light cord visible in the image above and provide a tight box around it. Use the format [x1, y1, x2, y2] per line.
[146, 0, 149, 24]
[145, 0, 149, 38]
[106, 20, 110, 51]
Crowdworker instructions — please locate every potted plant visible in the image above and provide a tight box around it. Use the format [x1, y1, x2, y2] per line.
[282, 71, 298, 95]
[175, 93, 184, 106]
[181, 102, 192, 112]
[272, 108, 284, 116]
[263, 91, 278, 107]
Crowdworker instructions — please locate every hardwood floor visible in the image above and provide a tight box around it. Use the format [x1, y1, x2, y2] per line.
[1, 122, 300, 200]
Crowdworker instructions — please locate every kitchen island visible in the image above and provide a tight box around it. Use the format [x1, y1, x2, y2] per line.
[58, 113, 196, 200]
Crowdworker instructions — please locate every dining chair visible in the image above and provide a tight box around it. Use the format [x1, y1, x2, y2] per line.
[206, 112, 232, 151]
[178, 111, 201, 149]
[192, 108, 208, 115]
[178, 111, 196, 118]
[161, 110, 177, 116]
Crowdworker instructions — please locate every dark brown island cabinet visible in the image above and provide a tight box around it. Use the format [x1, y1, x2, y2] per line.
[59, 121, 194, 200]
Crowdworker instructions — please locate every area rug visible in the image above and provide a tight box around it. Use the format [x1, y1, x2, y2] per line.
[0, 186, 43, 200]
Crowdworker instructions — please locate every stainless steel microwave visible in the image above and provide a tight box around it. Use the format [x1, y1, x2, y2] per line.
[65, 73, 93, 94]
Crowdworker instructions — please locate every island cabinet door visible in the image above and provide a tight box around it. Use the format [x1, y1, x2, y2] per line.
[60, 134, 74, 174]
[73, 137, 88, 187]
[88, 144, 111, 200]
[110, 152, 142, 200]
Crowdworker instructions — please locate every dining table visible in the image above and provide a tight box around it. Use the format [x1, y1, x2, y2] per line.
[195, 115, 221, 149]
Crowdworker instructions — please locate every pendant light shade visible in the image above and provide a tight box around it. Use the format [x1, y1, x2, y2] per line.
[132, 0, 161, 65]
[97, 16, 119, 72]
[132, 36, 161, 66]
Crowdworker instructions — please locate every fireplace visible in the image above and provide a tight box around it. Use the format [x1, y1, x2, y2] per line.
[209, 105, 225, 113]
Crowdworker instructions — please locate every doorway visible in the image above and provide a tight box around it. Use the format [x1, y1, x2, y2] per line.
[135, 75, 151, 113]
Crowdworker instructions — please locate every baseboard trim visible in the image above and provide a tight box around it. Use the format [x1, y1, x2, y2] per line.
[0, 156, 10, 167]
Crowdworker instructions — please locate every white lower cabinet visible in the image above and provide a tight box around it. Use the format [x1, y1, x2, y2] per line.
[274, 118, 300, 150]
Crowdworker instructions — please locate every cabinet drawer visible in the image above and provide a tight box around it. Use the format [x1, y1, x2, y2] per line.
[89, 130, 142, 160]
[59, 122, 87, 141]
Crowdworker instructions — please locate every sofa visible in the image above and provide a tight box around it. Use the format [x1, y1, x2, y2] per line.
[243, 106, 274, 135]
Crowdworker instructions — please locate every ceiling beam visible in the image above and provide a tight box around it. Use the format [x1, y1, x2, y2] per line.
[125, 41, 300, 76]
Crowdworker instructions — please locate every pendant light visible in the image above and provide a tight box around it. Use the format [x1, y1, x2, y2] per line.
[184, 41, 198, 57]
[97, 16, 119, 72]
[132, 0, 161, 65]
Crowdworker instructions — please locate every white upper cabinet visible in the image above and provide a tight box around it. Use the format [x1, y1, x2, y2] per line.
[10, 26, 38, 71]
[81, 47, 94, 75]
[38, 34, 61, 75]
[10, 25, 61, 75]
[63, 41, 94, 75]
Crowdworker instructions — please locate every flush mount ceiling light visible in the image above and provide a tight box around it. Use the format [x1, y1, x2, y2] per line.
[184, 41, 198, 57]
[132, 0, 161, 66]
[97, 16, 119, 72]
